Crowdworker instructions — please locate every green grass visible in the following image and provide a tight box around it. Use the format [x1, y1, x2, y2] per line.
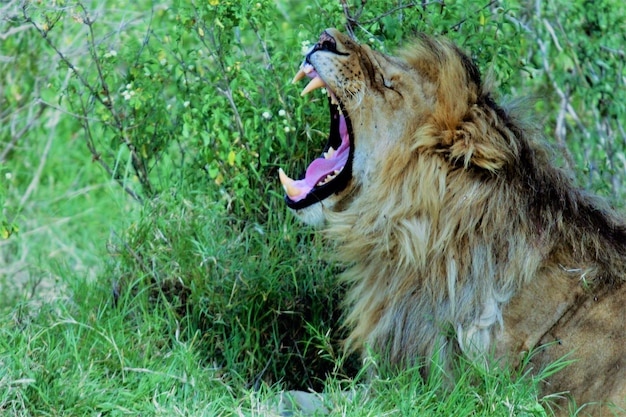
[0, 114, 133, 309]
[1, 290, 233, 415]
[0, 277, 557, 416]
[1, 0, 625, 416]
[0, 195, 559, 416]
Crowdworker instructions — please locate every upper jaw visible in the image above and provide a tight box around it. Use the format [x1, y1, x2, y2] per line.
[279, 31, 355, 211]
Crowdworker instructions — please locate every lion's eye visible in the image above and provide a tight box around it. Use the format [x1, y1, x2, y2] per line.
[381, 74, 397, 89]
[381, 74, 402, 96]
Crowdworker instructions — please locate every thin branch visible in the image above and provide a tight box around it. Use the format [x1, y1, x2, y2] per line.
[18, 111, 58, 208]
[34, 98, 105, 123]
[248, 19, 295, 127]
[178, 16, 245, 138]
[0, 103, 46, 163]
[360, 2, 441, 25]
[110, 229, 158, 281]
[0, 24, 30, 40]
[22, 2, 152, 200]
[339, 0, 357, 39]
[21, 7, 99, 106]
[449, 0, 499, 32]
[78, 4, 153, 195]
[78, 91, 143, 203]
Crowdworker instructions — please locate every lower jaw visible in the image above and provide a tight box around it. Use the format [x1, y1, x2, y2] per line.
[284, 168, 352, 210]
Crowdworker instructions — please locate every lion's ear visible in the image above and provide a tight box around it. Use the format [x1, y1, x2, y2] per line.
[443, 107, 517, 173]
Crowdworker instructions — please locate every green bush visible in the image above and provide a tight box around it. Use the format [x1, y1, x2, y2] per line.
[109, 196, 358, 390]
[522, 0, 626, 199]
[9, 1, 530, 216]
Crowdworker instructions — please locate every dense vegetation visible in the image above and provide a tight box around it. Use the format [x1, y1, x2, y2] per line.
[1, 0, 624, 415]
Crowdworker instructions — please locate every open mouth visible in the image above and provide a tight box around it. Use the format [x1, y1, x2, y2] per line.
[279, 52, 354, 210]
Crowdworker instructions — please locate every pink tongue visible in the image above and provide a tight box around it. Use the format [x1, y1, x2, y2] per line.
[288, 116, 349, 202]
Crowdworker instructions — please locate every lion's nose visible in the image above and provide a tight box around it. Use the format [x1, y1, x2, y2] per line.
[316, 30, 337, 52]
[306, 31, 338, 64]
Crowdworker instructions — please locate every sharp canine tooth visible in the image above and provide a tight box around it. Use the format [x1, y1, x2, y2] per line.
[292, 68, 306, 84]
[301, 76, 325, 96]
[278, 168, 301, 198]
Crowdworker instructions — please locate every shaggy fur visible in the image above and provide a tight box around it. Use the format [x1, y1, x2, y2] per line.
[285, 29, 626, 416]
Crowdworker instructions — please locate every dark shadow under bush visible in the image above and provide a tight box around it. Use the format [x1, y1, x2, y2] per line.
[110, 196, 360, 392]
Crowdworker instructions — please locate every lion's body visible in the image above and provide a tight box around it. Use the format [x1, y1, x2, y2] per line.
[287, 29, 626, 415]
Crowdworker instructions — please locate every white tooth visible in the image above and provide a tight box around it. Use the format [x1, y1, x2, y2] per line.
[320, 171, 339, 185]
[330, 95, 338, 106]
[319, 174, 331, 186]
[292, 68, 306, 84]
[278, 168, 301, 198]
[301, 75, 325, 96]
[324, 146, 336, 159]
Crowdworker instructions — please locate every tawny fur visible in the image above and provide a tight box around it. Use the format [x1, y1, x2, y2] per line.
[290, 29, 626, 416]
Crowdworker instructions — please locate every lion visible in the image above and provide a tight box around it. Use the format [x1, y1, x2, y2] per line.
[278, 29, 626, 416]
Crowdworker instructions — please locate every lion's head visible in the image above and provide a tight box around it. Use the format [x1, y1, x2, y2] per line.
[280, 28, 510, 225]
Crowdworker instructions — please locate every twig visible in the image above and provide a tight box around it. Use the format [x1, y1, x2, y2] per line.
[449, 0, 499, 32]
[359, 1, 443, 25]
[339, 0, 358, 38]
[248, 19, 294, 127]
[34, 98, 104, 123]
[110, 229, 157, 280]
[78, 3, 153, 195]
[0, 103, 46, 163]
[18, 111, 58, 208]
[536, 36, 585, 171]
[77, 91, 143, 203]
[22, 3, 152, 201]
[541, 18, 563, 52]
[554, 87, 569, 147]
[21, 7, 97, 105]
[0, 24, 30, 40]
[184, 15, 245, 138]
